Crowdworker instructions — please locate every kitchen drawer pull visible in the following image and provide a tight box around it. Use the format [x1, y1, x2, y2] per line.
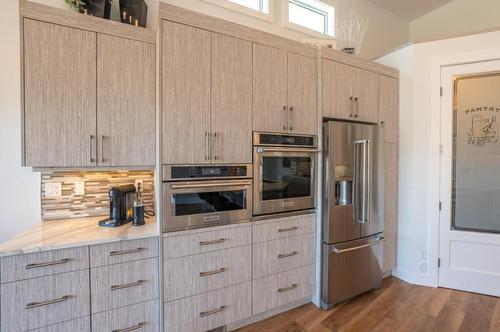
[278, 251, 298, 259]
[111, 279, 146, 291]
[112, 322, 146, 332]
[200, 305, 226, 317]
[278, 226, 299, 233]
[109, 247, 145, 256]
[25, 258, 71, 270]
[199, 238, 226, 246]
[278, 284, 298, 293]
[25, 295, 72, 309]
[200, 267, 227, 277]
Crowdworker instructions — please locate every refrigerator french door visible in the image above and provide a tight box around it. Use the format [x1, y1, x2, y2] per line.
[321, 121, 384, 309]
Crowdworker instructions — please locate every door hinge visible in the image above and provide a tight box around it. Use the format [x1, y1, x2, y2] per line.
[438, 258, 441, 268]
[440, 87, 443, 97]
[439, 201, 442, 211]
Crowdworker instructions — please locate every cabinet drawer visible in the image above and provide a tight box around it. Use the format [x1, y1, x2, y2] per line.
[92, 300, 159, 332]
[164, 245, 251, 302]
[0, 270, 90, 331]
[164, 282, 251, 332]
[90, 258, 159, 314]
[0, 246, 89, 283]
[90, 237, 158, 268]
[163, 225, 251, 259]
[252, 265, 315, 315]
[253, 213, 316, 243]
[253, 233, 315, 279]
[29, 317, 90, 332]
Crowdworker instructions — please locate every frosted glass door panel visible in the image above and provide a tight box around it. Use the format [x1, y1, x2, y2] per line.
[453, 73, 500, 233]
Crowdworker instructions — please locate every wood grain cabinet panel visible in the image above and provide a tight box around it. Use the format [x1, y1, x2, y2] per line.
[322, 59, 353, 120]
[163, 245, 251, 302]
[0, 246, 89, 283]
[161, 20, 211, 165]
[252, 44, 288, 133]
[162, 225, 251, 259]
[0, 270, 90, 331]
[252, 265, 315, 315]
[97, 35, 155, 167]
[252, 233, 315, 279]
[91, 300, 159, 332]
[383, 143, 398, 272]
[379, 75, 399, 143]
[252, 213, 316, 243]
[23, 19, 97, 167]
[353, 67, 379, 123]
[90, 237, 158, 268]
[163, 282, 251, 332]
[29, 317, 90, 332]
[211, 33, 252, 164]
[287, 53, 317, 135]
[90, 258, 159, 314]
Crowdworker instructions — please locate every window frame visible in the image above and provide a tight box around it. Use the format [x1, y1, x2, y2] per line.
[282, 0, 336, 38]
[204, 0, 274, 23]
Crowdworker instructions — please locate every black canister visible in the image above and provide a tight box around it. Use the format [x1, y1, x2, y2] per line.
[133, 201, 145, 226]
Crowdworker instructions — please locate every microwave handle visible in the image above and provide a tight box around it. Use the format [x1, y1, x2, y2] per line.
[257, 148, 320, 153]
[170, 181, 251, 189]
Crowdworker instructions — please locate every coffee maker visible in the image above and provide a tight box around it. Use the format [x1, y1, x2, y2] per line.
[99, 184, 136, 227]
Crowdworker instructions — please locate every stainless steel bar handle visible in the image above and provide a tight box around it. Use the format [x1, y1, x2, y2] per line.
[349, 97, 353, 117]
[365, 140, 371, 223]
[361, 140, 367, 223]
[213, 132, 218, 161]
[109, 247, 144, 256]
[25, 258, 70, 270]
[170, 181, 251, 189]
[101, 135, 107, 163]
[257, 148, 321, 153]
[352, 141, 360, 223]
[278, 226, 298, 233]
[283, 106, 287, 131]
[199, 238, 226, 246]
[332, 236, 385, 254]
[200, 305, 226, 317]
[278, 251, 298, 259]
[25, 295, 72, 309]
[111, 280, 145, 291]
[205, 132, 209, 161]
[278, 284, 298, 293]
[289, 106, 294, 131]
[199, 267, 227, 277]
[112, 322, 146, 332]
[354, 97, 359, 118]
[89, 134, 95, 163]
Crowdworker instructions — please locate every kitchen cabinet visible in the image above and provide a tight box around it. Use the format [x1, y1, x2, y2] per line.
[322, 59, 379, 123]
[97, 34, 155, 167]
[379, 75, 399, 143]
[162, 22, 252, 164]
[22, 19, 155, 168]
[253, 44, 317, 135]
[383, 143, 398, 272]
[23, 19, 97, 167]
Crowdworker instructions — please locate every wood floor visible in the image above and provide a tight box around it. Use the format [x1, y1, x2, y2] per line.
[235, 277, 500, 332]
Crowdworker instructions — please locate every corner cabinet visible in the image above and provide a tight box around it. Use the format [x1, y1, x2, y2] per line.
[162, 21, 252, 165]
[253, 44, 317, 135]
[22, 18, 156, 168]
[379, 75, 399, 143]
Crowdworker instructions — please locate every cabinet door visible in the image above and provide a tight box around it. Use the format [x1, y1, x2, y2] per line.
[97, 35, 155, 166]
[322, 59, 353, 120]
[23, 19, 97, 167]
[211, 33, 252, 164]
[162, 21, 211, 164]
[383, 143, 398, 272]
[288, 53, 317, 135]
[379, 75, 399, 143]
[253, 44, 288, 133]
[353, 67, 379, 123]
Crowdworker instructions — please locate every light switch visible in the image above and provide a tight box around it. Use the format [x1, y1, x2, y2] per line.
[74, 181, 85, 196]
[45, 182, 62, 197]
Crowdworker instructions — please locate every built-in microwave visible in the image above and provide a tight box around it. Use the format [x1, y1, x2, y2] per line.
[253, 132, 318, 216]
[162, 165, 252, 232]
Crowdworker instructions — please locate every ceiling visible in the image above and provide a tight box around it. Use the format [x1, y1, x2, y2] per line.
[366, 0, 455, 20]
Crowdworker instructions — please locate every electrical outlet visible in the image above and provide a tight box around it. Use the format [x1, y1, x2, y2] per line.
[135, 179, 144, 192]
[420, 249, 427, 260]
[45, 182, 62, 197]
[74, 181, 85, 196]
[419, 262, 428, 273]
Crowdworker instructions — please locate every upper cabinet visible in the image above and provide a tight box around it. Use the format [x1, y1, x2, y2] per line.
[253, 44, 317, 135]
[379, 75, 399, 143]
[22, 17, 156, 168]
[161, 21, 252, 165]
[322, 59, 379, 123]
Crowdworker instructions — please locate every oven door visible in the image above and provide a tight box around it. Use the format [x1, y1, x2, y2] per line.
[163, 179, 252, 232]
[253, 147, 317, 215]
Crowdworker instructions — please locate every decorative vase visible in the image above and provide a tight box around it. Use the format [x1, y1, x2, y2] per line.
[119, 0, 148, 28]
[83, 0, 112, 19]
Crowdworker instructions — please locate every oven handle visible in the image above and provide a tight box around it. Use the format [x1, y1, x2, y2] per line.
[170, 181, 251, 189]
[256, 148, 320, 153]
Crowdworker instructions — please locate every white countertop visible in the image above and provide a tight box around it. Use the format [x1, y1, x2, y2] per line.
[0, 216, 158, 257]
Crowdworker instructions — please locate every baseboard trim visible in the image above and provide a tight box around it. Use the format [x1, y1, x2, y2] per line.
[392, 267, 436, 287]
[227, 297, 311, 331]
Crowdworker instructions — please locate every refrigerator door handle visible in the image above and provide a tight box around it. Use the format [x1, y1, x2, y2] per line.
[332, 236, 385, 254]
[364, 140, 371, 224]
[353, 140, 370, 224]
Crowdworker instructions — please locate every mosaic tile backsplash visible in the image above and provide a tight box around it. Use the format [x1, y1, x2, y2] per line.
[41, 170, 155, 220]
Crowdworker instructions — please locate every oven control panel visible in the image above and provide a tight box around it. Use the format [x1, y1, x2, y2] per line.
[169, 165, 249, 180]
[254, 133, 317, 147]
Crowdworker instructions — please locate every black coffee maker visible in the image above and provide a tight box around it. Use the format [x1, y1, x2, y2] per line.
[99, 184, 136, 227]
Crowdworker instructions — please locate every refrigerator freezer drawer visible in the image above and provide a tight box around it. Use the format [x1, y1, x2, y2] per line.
[321, 235, 384, 309]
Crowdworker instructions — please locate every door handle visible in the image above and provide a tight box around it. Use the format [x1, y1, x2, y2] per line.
[349, 97, 353, 118]
[332, 236, 385, 254]
[354, 97, 359, 118]
[213, 132, 219, 161]
[278, 284, 298, 293]
[199, 238, 226, 246]
[89, 134, 95, 163]
[205, 132, 209, 161]
[100, 135, 108, 163]
[289, 106, 293, 131]
[109, 247, 144, 256]
[283, 106, 287, 131]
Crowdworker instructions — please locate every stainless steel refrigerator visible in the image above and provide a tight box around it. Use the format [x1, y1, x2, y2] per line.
[321, 121, 384, 310]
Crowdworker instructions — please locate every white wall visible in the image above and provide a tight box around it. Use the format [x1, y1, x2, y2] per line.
[0, 1, 41, 243]
[376, 30, 500, 286]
